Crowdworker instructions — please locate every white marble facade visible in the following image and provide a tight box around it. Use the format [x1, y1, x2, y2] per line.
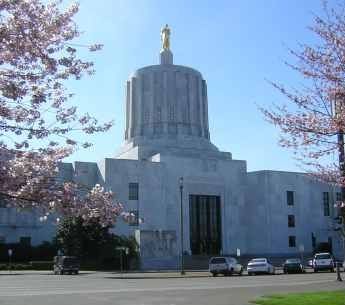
[1, 47, 343, 269]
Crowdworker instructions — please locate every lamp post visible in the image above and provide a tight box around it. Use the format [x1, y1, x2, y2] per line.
[179, 177, 185, 275]
[334, 93, 345, 205]
[333, 91, 345, 281]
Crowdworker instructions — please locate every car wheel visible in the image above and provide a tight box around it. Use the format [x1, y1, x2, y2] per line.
[248, 272, 252, 276]
[75, 270, 79, 275]
[212, 272, 217, 277]
[314, 269, 318, 273]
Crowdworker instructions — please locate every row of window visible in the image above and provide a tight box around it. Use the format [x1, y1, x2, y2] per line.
[129, 182, 139, 200]
[286, 190, 341, 217]
[289, 235, 333, 250]
[128, 182, 139, 226]
[288, 235, 296, 247]
[286, 190, 337, 247]
[0, 236, 31, 245]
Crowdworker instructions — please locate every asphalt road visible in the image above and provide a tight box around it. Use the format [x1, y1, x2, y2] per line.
[0, 271, 344, 305]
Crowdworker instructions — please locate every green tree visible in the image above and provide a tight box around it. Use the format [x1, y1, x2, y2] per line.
[55, 217, 139, 269]
[55, 217, 110, 258]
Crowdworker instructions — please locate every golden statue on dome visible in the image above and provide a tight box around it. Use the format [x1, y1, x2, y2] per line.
[161, 24, 171, 51]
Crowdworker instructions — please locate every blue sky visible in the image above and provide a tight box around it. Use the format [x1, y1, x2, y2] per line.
[65, 0, 325, 172]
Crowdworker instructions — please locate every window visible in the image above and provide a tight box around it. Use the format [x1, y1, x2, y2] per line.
[0, 236, 5, 244]
[336, 192, 342, 202]
[19, 236, 31, 246]
[128, 210, 139, 226]
[0, 194, 7, 208]
[129, 183, 139, 200]
[250, 258, 266, 263]
[315, 253, 331, 260]
[311, 233, 316, 249]
[323, 192, 330, 216]
[288, 215, 295, 227]
[328, 237, 333, 253]
[210, 257, 226, 264]
[287, 191, 294, 206]
[288, 236, 296, 247]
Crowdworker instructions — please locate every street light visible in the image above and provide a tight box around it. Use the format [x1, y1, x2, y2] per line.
[333, 91, 345, 281]
[179, 177, 185, 275]
[333, 92, 345, 204]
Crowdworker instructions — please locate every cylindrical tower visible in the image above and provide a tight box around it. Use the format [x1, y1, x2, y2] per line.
[117, 26, 229, 160]
[125, 63, 210, 142]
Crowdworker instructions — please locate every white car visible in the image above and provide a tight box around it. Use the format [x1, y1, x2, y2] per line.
[313, 252, 334, 272]
[247, 258, 275, 275]
[209, 256, 243, 277]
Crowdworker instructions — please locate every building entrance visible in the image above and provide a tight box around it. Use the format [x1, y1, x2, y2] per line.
[189, 195, 221, 255]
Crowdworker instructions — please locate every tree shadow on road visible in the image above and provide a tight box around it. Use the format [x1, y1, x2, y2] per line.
[104, 275, 210, 280]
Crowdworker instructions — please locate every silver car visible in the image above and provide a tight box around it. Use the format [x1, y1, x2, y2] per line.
[247, 258, 275, 275]
[313, 252, 334, 272]
[209, 256, 243, 277]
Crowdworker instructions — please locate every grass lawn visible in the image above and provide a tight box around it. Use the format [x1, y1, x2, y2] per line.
[252, 290, 345, 305]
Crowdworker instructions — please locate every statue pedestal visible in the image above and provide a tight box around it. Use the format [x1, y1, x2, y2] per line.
[160, 50, 173, 65]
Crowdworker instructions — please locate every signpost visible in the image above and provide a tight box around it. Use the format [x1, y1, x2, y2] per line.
[299, 244, 304, 264]
[236, 248, 241, 257]
[8, 249, 13, 272]
[116, 247, 129, 275]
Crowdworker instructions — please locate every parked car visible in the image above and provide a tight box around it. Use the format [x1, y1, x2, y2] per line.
[247, 258, 275, 275]
[53, 256, 80, 275]
[282, 258, 305, 274]
[209, 256, 243, 277]
[312, 252, 334, 272]
[307, 258, 314, 267]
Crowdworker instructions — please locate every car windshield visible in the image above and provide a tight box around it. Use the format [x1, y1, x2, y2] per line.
[63, 258, 78, 265]
[210, 257, 226, 264]
[315, 254, 331, 260]
[250, 259, 266, 263]
[286, 259, 300, 263]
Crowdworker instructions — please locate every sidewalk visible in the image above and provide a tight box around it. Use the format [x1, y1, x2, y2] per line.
[0, 270, 212, 278]
[106, 270, 211, 279]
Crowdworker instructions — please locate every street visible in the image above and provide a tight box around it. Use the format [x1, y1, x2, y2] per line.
[0, 271, 344, 305]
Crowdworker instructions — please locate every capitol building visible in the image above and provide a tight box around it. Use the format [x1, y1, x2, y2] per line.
[1, 26, 343, 269]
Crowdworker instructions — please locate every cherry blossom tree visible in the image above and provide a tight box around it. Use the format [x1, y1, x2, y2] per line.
[261, 1, 345, 237]
[0, 0, 125, 226]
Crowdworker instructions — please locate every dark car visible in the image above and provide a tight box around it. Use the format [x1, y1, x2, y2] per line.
[53, 256, 80, 275]
[283, 258, 305, 274]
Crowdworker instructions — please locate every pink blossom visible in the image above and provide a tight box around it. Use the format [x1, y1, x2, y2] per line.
[0, 0, 120, 226]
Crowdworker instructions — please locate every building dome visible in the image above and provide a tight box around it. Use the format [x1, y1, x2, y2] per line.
[125, 61, 210, 141]
[117, 26, 230, 160]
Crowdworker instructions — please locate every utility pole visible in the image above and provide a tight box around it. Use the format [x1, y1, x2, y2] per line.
[334, 92, 345, 281]
[179, 177, 185, 275]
